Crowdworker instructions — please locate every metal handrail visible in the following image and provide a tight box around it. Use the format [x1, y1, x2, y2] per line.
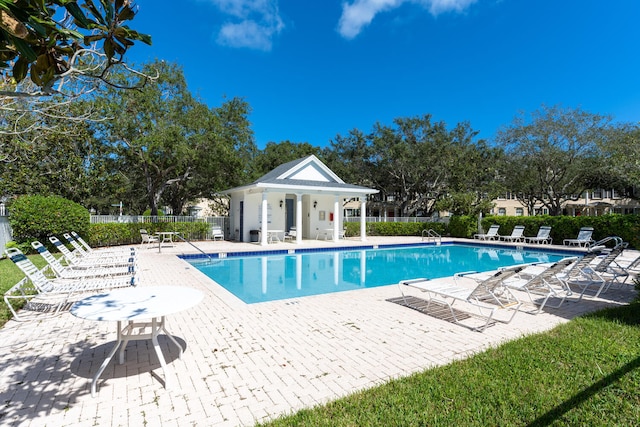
[422, 229, 442, 244]
[590, 235, 624, 249]
[174, 233, 212, 260]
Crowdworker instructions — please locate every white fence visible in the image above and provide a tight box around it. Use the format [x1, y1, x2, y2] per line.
[90, 215, 226, 226]
[344, 216, 448, 223]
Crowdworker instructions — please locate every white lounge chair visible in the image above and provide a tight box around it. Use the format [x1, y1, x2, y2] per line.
[563, 227, 595, 247]
[474, 224, 500, 241]
[526, 226, 552, 244]
[559, 250, 609, 300]
[504, 257, 577, 313]
[500, 225, 525, 243]
[70, 231, 135, 255]
[4, 248, 136, 320]
[32, 241, 135, 280]
[590, 243, 632, 287]
[398, 265, 524, 332]
[49, 236, 136, 267]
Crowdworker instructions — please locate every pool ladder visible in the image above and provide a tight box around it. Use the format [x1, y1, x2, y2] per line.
[422, 229, 442, 245]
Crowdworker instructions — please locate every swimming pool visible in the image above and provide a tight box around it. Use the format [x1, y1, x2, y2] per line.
[185, 243, 576, 304]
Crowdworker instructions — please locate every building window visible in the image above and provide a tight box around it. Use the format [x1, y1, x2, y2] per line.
[515, 208, 523, 216]
[498, 208, 506, 216]
[591, 189, 603, 199]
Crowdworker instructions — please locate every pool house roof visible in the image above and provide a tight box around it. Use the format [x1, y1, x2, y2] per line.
[221, 155, 378, 196]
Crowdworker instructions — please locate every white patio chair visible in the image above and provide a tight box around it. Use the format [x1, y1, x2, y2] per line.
[139, 229, 160, 248]
[210, 226, 224, 241]
[283, 226, 297, 242]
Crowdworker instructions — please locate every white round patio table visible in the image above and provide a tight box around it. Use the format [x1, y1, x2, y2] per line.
[71, 286, 203, 397]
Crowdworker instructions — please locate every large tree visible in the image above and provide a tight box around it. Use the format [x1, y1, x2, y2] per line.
[95, 60, 255, 215]
[327, 115, 496, 217]
[250, 140, 321, 180]
[598, 122, 640, 191]
[496, 105, 612, 215]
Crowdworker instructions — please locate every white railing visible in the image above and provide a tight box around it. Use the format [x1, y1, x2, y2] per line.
[90, 215, 226, 226]
[344, 216, 448, 223]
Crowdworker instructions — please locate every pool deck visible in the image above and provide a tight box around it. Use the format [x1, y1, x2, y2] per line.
[0, 237, 637, 426]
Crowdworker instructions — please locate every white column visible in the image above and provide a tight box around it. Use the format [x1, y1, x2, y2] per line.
[360, 197, 367, 242]
[261, 192, 268, 246]
[333, 196, 340, 243]
[296, 194, 303, 244]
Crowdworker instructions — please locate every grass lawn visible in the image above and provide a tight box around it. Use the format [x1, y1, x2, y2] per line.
[263, 299, 640, 426]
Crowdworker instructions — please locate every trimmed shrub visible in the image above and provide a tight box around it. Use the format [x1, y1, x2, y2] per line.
[87, 221, 211, 247]
[8, 195, 89, 249]
[448, 215, 477, 238]
[345, 221, 446, 237]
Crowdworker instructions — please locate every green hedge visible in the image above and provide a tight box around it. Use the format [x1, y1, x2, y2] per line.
[471, 214, 640, 249]
[87, 222, 211, 247]
[344, 221, 446, 238]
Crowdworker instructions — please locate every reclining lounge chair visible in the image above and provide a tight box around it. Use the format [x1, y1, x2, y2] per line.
[50, 236, 135, 267]
[69, 231, 136, 256]
[474, 224, 500, 241]
[563, 227, 595, 247]
[504, 257, 577, 313]
[4, 248, 136, 320]
[398, 265, 524, 332]
[500, 225, 526, 243]
[526, 226, 553, 245]
[32, 241, 135, 280]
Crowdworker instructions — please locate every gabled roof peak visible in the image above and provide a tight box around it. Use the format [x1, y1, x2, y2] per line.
[254, 155, 345, 185]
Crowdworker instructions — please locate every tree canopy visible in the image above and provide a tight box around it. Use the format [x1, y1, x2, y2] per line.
[496, 105, 617, 215]
[0, 0, 151, 95]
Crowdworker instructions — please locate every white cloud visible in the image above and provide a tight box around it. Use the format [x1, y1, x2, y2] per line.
[217, 20, 275, 50]
[205, 0, 284, 50]
[338, 0, 478, 39]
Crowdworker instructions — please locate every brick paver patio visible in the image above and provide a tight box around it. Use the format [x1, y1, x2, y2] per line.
[0, 237, 636, 426]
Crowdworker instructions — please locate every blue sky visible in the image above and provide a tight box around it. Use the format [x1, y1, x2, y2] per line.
[128, 0, 640, 148]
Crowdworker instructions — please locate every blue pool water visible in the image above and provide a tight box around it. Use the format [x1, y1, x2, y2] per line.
[186, 244, 571, 304]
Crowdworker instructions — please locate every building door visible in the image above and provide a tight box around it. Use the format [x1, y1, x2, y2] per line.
[286, 199, 294, 231]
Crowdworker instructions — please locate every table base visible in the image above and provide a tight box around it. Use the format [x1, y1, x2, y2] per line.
[91, 316, 183, 397]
